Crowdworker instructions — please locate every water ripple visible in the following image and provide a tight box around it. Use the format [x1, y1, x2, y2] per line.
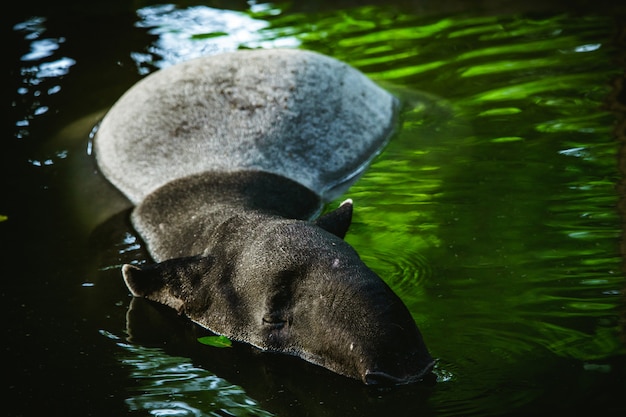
[365, 249, 433, 300]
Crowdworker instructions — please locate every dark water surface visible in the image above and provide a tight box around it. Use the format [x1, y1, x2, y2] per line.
[6, 1, 626, 416]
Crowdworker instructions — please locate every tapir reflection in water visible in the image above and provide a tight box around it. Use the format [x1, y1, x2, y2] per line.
[95, 49, 434, 385]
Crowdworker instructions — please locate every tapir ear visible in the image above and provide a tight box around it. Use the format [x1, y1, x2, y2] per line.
[122, 255, 214, 310]
[122, 263, 159, 298]
[123, 264, 143, 297]
[314, 199, 353, 239]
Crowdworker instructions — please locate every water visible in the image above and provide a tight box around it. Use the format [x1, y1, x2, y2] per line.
[6, 1, 626, 416]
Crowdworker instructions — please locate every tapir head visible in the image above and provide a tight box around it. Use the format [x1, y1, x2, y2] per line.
[122, 201, 434, 385]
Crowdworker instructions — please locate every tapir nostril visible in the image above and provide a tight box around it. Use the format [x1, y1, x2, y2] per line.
[363, 370, 405, 386]
[262, 315, 287, 329]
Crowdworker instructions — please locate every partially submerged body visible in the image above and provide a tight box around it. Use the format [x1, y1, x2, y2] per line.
[95, 49, 434, 385]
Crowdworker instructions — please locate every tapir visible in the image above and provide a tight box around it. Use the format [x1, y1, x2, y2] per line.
[94, 49, 434, 385]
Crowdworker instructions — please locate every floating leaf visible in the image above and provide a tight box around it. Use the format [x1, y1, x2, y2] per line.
[0, 214, 7, 222]
[197, 335, 232, 348]
[191, 31, 228, 40]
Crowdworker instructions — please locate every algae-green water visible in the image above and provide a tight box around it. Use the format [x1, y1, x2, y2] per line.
[6, 1, 626, 416]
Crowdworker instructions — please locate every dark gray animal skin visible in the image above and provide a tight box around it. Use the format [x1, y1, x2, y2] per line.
[122, 172, 434, 384]
[95, 49, 434, 385]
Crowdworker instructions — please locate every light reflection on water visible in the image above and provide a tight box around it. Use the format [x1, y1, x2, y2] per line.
[10, 2, 626, 417]
[101, 330, 274, 417]
[14, 17, 75, 137]
[132, 4, 299, 72]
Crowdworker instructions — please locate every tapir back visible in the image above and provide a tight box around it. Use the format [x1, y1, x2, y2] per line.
[95, 49, 397, 204]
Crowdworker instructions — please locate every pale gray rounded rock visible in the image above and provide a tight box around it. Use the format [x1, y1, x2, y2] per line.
[95, 48, 397, 204]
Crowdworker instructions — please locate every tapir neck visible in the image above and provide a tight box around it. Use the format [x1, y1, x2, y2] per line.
[130, 171, 322, 262]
